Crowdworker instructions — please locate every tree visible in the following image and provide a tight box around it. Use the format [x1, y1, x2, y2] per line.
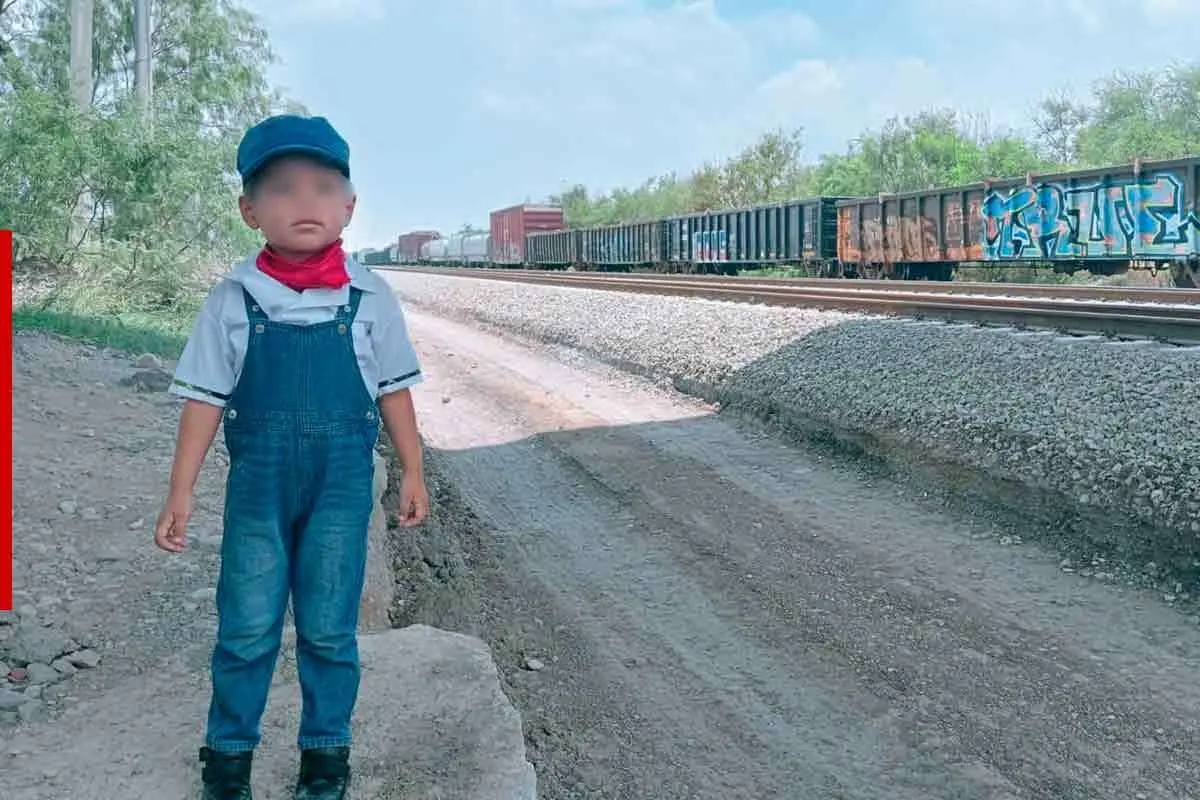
[552, 61, 1199, 229]
[1031, 89, 1089, 164]
[1071, 64, 1200, 165]
[1, 0, 297, 313]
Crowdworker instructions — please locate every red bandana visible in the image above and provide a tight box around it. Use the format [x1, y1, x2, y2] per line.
[256, 238, 351, 292]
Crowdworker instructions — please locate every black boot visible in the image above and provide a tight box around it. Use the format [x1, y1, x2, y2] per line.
[199, 746, 254, 800]
[295, 746, 351, 799]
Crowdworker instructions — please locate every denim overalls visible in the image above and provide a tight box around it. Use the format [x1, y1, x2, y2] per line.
[205, 287, 378, 753]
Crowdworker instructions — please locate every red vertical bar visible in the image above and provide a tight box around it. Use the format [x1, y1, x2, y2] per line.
[1, 229, 13, 612]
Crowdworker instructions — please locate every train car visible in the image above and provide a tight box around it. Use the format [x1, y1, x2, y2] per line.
[524, 198, 843, 274]
[452, 231, 491, 264]
[574, 220, 662, 270]
[491, 204, 566, 266]
[661, 197, 845, 275]
[525, 221, 663, 271]
[397, 231, 440, 263]
[421, 231, 490, 266]
[420, 238, 450, 263]
[836, 155, 1200, 284]
[359, 247, 394, 266]
[526, 228, 578, 268]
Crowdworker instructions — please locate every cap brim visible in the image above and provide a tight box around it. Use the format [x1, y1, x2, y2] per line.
[242, 145, 350, 180]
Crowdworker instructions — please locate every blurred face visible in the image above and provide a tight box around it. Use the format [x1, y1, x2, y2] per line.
[239, 156, 356, 258]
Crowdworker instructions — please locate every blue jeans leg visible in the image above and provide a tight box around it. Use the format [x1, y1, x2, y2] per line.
[205, 452, 292, 753]
[292, 439, 373, 750]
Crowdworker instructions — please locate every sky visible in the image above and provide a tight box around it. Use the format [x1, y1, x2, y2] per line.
[240, 0, 1200, 251]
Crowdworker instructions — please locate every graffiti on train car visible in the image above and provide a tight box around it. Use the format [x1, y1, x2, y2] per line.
[694, 230, 728, 261]
[981, 172, 1200, 260]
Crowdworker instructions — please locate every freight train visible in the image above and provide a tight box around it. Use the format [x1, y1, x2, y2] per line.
[367, 155, 1200, 287]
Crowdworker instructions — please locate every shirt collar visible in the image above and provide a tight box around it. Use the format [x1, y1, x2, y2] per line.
[224, 251, 376, 316]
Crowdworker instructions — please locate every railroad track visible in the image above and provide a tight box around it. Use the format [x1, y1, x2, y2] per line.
[380, 266, 1200, 346]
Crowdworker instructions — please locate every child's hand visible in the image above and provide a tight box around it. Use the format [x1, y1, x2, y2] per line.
[397, 472, 429, 527]
[154, 491, 193, 552]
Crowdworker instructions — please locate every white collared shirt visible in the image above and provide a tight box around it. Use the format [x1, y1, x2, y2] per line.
[169, 254, 422, 407]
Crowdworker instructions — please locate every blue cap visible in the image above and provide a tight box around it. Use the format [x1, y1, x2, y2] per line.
[236, 114, 350, 182]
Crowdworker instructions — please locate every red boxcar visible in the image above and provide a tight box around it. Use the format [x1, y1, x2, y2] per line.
[489, 204, 565, 265]
[396, 230, 440, 263]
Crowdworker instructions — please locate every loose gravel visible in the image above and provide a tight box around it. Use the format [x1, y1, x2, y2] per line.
[381, 270, 1200, 579]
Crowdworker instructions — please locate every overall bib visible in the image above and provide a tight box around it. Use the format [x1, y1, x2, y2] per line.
[205, 288, 378, 753]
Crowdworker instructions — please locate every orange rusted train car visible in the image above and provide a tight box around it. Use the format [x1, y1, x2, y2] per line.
[835, 155, 1200, 285]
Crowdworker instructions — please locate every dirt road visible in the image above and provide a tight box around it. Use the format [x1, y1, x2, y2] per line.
[404, 308, 1200, 800]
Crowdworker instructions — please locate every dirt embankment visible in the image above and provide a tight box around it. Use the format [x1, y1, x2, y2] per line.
[378, 271, 1200, 592]
[382, 307, 1200, 800]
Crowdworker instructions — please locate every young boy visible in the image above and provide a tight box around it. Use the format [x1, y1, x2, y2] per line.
[153, 114, 429, 800]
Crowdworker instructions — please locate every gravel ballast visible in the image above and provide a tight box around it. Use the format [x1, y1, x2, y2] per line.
[380, 271, 1200, 566]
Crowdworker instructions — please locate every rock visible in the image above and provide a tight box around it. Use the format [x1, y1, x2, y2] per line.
[134, 353, 163, 370]
[128, 518, 145, 530]
[50, 658, 76, 677]
[80, 507, 102, 522]
[25, 663, 59, 685]
[119, 369, 173, 393]
[1, 625, 73, 667]
[17, 698, 44, 722]
[58, 500, 77, 516]
[189, 588, 217, 603]
[0, 611, 18, 626]
[523, 657, 546, 672]
[0, 689, 28, 711]
[0, 625, 536, 799]
[65, 649, 101, 669]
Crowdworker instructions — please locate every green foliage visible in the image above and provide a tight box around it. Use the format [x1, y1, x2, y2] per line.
[556, 63, 1200, 227]
[12, 306, 190, 356]
[1, 0, 297, 316]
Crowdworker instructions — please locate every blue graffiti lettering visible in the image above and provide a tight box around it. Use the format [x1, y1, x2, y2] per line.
[694, 230, 728, 262]
[981, 172, 1199, 260]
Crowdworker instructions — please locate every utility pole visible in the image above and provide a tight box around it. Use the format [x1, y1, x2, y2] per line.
[68, 0, 94, 249]
[68, 0, 93, 108]
[133, 0, 151, 113]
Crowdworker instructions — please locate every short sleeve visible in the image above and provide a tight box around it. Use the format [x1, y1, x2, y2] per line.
[170, 285, 237, 407]
[371, 289, 423, 396]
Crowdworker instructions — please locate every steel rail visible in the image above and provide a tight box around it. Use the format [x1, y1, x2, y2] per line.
[378, 266, 1200, 345]
[502, 272, 1198, 304]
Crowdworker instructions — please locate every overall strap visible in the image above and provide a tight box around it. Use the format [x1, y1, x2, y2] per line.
[335, 287, 365, 324]
[241, 289, 269, 323]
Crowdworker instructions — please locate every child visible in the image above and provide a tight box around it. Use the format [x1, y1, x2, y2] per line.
[153, 114, 429, 800]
